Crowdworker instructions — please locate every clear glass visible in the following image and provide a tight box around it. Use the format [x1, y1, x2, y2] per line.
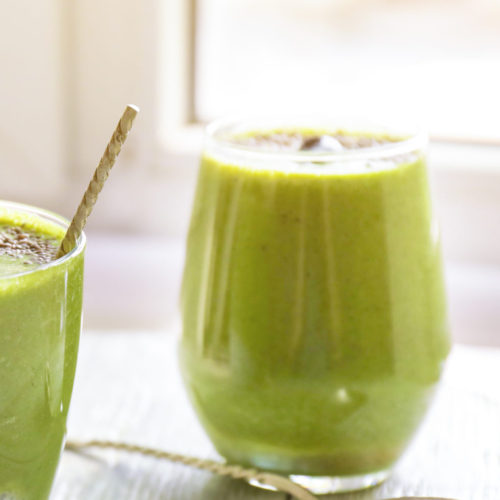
[0, 201, 86, 500]
[179, 119, 451, 494]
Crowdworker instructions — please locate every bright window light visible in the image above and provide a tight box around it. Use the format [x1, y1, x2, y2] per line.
[195, 0, 500, 141]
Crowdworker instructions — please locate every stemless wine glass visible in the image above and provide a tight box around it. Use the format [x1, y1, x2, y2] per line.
[0, 201, 85, 500]
[179, 118, 450, 494]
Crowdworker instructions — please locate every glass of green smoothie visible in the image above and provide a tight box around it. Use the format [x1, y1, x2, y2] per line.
[180, 118, 450, 494]
[0, 200, 85, 500]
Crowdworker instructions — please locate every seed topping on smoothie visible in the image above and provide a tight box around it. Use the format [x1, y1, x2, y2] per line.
[0, 225, 58, 267]
[231, 131, 398, 153]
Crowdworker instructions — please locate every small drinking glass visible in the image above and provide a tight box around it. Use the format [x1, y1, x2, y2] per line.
[179, 119, 450, 494]
[0, 201, 85, 500]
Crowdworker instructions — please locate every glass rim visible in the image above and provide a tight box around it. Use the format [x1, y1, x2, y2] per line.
[205, 117, 428, 163]
[0, 200, 86, 280]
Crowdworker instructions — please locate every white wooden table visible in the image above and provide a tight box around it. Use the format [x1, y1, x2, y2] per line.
[52, 330, 500, 500]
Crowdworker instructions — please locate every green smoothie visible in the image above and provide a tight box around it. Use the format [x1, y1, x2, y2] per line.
[180, 125, 450, 485]
[0, 202, 85, 500]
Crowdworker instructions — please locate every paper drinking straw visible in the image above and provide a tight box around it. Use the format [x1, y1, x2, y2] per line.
[56, 104, 139, 258]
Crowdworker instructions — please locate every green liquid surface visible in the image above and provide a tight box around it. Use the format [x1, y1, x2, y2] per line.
[180, 131, 450, 476]
[0, 207, 84, 499]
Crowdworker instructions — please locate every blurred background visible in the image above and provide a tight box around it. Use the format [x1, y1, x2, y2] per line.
[0, 0, 499, 344]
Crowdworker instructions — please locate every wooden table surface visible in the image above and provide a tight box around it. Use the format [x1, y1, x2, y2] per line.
[52, 330, 500, 500]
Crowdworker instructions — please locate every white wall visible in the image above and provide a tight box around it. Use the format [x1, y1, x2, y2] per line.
[0, 0, 160, 219]
[0, 0, 66, 202]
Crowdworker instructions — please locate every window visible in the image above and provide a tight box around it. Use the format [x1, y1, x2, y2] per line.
[193, 0, 500, 143]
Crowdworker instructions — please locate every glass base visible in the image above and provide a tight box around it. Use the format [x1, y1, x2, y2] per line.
[249, 469, 390, 495]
